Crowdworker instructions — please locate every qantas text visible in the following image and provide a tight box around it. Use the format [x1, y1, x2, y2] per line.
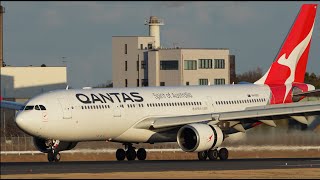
[75, 92, 144, 104]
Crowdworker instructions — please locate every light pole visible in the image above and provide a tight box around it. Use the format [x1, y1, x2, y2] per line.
[61, 57, 70, 88]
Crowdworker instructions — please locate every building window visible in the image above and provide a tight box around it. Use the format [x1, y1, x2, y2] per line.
[215, 59, 225, 69]
[199, 79, 209, 85]
[199, 59, 213, 69]
[141, 61, 146, 69]
[142, 79, 148, 87]
[186, 82, 190, 86]
[125, 79, 128, 87]
[160, 60, 179, 70]
[148, 43, 153, 49]
[160, 82, 165, 86]
[140, 44, 143, 50]
[137, 79, 140, 87]
[214, 78, 225, 85]
[125, 61, 128, 71]
[125, 44, 127, 54]
[184, 60, 197, 70]
[137, 61, 139, 71]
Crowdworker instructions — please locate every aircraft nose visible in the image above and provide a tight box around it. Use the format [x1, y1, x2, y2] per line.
[15, 112, 26, 130]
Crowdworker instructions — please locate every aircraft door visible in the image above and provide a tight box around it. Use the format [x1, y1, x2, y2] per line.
[206, 96, 215, 112]
[57, 98, 72, 119]
[113, 105, 121, 118]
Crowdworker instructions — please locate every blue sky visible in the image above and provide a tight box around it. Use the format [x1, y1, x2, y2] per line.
[2, 1, 320, 88]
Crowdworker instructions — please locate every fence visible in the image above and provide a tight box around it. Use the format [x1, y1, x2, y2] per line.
[1, 129, 319, 153]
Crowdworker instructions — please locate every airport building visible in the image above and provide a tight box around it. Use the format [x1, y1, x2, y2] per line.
[112, 16, 235, 88]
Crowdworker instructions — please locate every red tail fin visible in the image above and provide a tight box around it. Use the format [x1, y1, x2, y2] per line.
[255, 4, 317, 85]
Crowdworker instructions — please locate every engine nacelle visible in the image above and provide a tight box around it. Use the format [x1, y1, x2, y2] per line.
[177, 123, 224, 152]
[33, 137, 78, 153]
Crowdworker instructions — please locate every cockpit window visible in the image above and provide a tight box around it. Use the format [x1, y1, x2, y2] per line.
[39, 105, 46, 110]
[24, 106, 34, 110]
[35, 105, 40, 110]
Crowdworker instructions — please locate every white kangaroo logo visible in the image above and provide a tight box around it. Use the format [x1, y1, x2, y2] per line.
[278, 24, 314, 102]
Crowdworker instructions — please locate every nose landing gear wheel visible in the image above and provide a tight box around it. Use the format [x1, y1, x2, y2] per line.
[218, 148, 229, 160]
[208, 149, 218, 160]
[54, 152, 61, 162]
[137, 148, 147, 160]
[47, 152, 54, 162]
[116, 149, 126, 161]
[197, 151, 208, 161]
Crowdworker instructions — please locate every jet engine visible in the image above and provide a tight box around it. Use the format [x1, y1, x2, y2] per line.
[177, 123, 224, 152]
[33, 137, 78, 153]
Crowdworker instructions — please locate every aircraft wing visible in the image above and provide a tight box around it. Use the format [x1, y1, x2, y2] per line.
[0, 98, 25, 111]
[135, 100, 320, 130]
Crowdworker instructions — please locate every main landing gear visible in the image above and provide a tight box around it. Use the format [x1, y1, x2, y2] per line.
[116, 143, 147, 161]
[197, 148, 229, 161]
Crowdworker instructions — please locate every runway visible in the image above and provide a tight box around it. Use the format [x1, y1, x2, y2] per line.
[1, 158, 319, 175]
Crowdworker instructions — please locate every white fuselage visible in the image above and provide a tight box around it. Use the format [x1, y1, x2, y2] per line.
[15, 84, 271, 142]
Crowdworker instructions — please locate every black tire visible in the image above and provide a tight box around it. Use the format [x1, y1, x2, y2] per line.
[54, 152, 61, 162]
[218, 148, 229, 160]
[47, 152, 54, 162]
[197, 151, 208, 161]
[126, 149, 137, 161]
[116, 149, 126, 161]
[208, 149, 218, 160]
[137, 148, 147, 160]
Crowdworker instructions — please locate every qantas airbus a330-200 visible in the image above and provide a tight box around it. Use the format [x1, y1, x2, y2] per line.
[1, 4, 320, 162]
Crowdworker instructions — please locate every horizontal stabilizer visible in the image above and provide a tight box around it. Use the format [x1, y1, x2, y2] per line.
[233, 124, 246, 133]
[259, 120, 277, 127]
[293, 89, 320, 97]
[290, 116, 309, 125]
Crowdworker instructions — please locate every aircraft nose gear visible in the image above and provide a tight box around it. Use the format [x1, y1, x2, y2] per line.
[47, 140, 61, 162]
[48, 151, 61, 162]
[197, 148, 229, 161]
[115, 143, 147, 161]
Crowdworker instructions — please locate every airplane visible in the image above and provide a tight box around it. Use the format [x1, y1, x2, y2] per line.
[1, 4, 319, 162]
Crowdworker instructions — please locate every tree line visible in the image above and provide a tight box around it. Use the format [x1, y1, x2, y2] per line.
[235, 67, 320, 89]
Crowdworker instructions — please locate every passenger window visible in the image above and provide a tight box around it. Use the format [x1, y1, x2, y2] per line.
[39, 105, 46, 110]
[35, 105, 41, 110]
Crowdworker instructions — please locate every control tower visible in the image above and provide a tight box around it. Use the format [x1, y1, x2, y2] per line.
[145, 16, 164, 49]
[0, 2, 4, 67]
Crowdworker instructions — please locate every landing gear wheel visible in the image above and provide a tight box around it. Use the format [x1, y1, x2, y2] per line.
[197, 151, 208, 161]
[126, 148, 137, 161]
[218, 148, 229, 160]
[137, 148, 147, 160]
[47, 152, 54, 162]
[54, 152, 61, 162]
[116, 149, 126, 161]
[208, 149, 218, 160]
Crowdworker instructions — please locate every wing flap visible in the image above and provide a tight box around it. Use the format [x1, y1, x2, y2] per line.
[135, 114, 213, 129]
